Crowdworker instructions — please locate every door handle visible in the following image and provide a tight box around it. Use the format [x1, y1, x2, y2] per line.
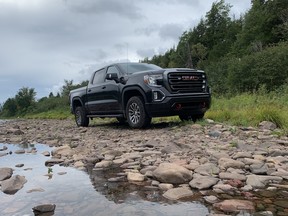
[88, 89, 92, 92]
[102, 86, 106, 89]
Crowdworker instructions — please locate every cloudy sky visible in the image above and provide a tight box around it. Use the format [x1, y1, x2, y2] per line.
[0, 0, 251, 104]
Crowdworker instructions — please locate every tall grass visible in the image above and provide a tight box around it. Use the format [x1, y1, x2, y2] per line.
[206, 86, 288, 129]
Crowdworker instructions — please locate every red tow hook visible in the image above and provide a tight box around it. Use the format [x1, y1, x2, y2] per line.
[175, 103, 182, 111]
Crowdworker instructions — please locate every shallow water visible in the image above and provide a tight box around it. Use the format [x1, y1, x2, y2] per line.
[0, 143, 209, 216]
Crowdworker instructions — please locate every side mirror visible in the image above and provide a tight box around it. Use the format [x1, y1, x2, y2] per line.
[106, 73, 119, 83]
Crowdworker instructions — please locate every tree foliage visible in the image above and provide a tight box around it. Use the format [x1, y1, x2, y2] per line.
[143, 0, 288, 95]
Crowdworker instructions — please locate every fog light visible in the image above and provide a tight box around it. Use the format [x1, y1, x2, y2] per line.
[153, 90, 165, 101]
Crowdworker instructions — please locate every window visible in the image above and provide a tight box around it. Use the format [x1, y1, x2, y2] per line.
[107, 66, 119, 75]
[92, 69, 106, 84]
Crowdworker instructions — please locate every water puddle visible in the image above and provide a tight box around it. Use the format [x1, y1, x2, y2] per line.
[0, 143, 209, 216]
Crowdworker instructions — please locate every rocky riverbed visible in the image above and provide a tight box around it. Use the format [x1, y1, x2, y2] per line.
[1, 119, 288, 215]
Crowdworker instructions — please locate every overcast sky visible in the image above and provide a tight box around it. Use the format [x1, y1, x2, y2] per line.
[0, 0, 251, 104]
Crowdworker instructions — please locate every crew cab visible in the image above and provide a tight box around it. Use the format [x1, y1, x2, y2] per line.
[69, 62, 211, 128]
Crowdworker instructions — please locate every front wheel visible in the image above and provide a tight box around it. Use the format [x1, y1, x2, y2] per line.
[126, 96, 151, 129]
[179, 114, 204, 122]
[75, 106, 89, 127]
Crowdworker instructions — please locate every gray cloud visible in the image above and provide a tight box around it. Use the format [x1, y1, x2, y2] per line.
[159, 23, 184, 41]
[65, 0, 143, 19]
[137, 49, 156, 58]
[0, 0, 251, 103]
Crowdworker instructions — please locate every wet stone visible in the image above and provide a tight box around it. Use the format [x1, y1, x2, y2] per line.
[14, 149, 25, 154]
[163, 187, 193, 201]
[0, 167, 13, 180]
[32, 204, 56, 215]
[15, 164, 24, 168]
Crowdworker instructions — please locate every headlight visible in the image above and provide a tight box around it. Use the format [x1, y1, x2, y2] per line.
[144, 74, 163, 87]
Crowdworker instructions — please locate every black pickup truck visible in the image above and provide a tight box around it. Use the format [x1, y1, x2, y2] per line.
[69, 62, 211, 128]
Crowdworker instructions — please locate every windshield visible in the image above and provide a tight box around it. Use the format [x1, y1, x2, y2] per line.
[118, 63, 162, 74]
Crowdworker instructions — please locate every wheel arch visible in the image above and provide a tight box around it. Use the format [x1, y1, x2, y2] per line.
[71, 97, 84, 113]
[122, 87, 147, 117]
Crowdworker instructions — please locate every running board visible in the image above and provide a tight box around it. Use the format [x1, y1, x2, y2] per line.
[87, 114, 124, 118]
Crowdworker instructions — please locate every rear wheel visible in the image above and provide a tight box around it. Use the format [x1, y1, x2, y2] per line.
[75, 106, 89, 127]
[126, 96, 151, 129]
[179, 113, 204, 122]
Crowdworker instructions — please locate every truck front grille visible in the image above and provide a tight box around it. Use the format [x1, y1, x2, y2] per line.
[168, 72, 206, 93]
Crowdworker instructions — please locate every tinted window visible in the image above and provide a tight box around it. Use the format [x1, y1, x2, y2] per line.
[92, 69, 106, 84]
[107, 66, 119, 75]
[118, 63, 162, 74]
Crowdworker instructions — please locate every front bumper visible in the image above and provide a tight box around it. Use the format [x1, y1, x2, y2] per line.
[145, 92, 211, 117]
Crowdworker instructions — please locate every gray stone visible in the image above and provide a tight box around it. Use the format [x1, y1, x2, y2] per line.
[208, 130, 221, 138]
[163, 187, 193, 200]
[0, 167, 13, 180]
[218, 158, 245, 170]
[233, 152, 252, 159]
[15, 164, 24, 168]
[194, 163, 220, 176]
[246, 175, 283, 189]
[45, 159, 64, 166]
[1, 175, 27, 194]
[32, 204, 56, 215]
[14, 149, 25, 154]
[204, 195, 219, 204]
[127, 172, 145, 182]
[159, 183, 173, 191]
[189, 174, 219, 190]
[153, 163, 193, 184]
[250, 163, 268, 174]
[219, 172, 246, 181]
[42, 151, 50, 157]
[259, 121, 277, 130]
[94, 160, 113, 168]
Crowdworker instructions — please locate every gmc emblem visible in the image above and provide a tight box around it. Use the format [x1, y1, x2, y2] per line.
[181, 75, 199, 81]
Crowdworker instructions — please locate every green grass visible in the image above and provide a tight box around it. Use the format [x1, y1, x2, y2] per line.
[206, 89, 288, 129]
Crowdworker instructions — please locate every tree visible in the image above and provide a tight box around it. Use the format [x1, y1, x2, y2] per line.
[15, 87, 36, 114]
[2, 98, 17, 116]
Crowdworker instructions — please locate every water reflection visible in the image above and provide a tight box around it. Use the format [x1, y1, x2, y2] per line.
[0, 143, 209, 216]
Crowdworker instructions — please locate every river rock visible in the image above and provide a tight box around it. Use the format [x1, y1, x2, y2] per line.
[95, 160, 113, 168]
[218, 158, 245, 170]
[250, 163, 268, 174]
[162, 187, 193, 200]
[32, 204, 56, 215]
[259, 121, 277, 130]
[233, 152, 252, 159]
[14, 149, 25, 154]
[204, 195, 219, 204]
[0, 167, 13, 180]
[189, 174, 219, 190]
[213, 199, 255, 213]
[45, 159, 64, 166]
[42, 151, 50, 156]
[246, 175, 283, 189]
[159, 183, 174, 191]
[1, 175, 27, 194]
[52, 145, 73, 157]
[127, 172, 145, 182]
[194, 163, 220, 176]
[219, 172, 246, 181]
[153, 163, 193, 184]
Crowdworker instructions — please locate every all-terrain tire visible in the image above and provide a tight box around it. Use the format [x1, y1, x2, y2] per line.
[75, 106, 89, 127]
[126, 96, 151, 129]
